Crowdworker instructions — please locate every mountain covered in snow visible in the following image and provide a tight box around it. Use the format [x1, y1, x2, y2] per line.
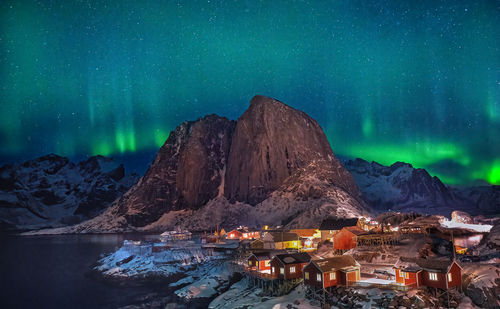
[44, 95, 369, 233]
[0, 154, 138, 231]
[342, 158, 499, 216]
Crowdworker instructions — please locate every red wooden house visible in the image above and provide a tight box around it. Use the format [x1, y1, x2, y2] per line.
[303, 255, 360, 289]
[394, 258, 462, 290]
[246, 251, 285, 274]
[333, 226, 368, 250]
[227, 230, 243, 239]
[270, 252, 311, 280]
[228, 229, 260, 240]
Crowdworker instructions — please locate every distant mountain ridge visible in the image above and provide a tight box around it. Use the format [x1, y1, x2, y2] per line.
[342, 158, 499, 216]
[0, 154, 138, 231]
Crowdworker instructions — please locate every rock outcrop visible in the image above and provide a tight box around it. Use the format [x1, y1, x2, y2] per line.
[115, 115, 235, 227]
[225, 95, 360, 205]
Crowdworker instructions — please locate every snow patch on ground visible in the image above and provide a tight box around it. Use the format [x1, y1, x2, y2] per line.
[441, 220, 492, 233]
[209, 280, 319, 309]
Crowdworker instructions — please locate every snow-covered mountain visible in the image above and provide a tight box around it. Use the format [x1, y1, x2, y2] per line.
[342, 158, 499, 216]
[0, 154, 138, 231]
[35, 95, 370, 234]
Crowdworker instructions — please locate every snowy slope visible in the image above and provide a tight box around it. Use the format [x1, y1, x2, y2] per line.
[0, 154, 138, 231]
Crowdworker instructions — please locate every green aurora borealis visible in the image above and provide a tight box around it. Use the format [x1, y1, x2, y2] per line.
[0, 0, 498, 185]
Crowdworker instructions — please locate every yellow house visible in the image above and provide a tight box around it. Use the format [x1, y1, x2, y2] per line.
[263, 232, 301, 250]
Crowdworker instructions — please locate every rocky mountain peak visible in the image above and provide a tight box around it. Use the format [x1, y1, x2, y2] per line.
[224, 95, 360, 205]
[115, 114, 236, 227]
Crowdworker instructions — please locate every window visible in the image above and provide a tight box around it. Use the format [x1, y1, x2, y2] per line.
[316, 273, 322, 281]
[264, 260, 270, 267]
[448, 273, 452, 282]
[429, 272, 438, 281]
[304, 272, 309, 280]
[280, 267, 284, 275]
[293, 241, 298, 247]
[330, 272, 336, 280]
[290, 266, 296, 273]
[405, 272, 409, 279]
[249, 260, 252, 266]
[399, 270, 404, 278]
[272, 267, 276, 274]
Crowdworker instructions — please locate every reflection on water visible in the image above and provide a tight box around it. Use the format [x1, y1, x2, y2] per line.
[0, 234, 175, 309]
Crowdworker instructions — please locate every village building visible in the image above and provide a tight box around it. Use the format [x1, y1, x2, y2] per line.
[393, 257, 462, 290]
[247, 251, 279, 274]
[333, 226, 368, 251]
[270, 252, 311, 280]
[249, 239, 264, 250]
[319, 218, 359, 242]
[303, 255, 361, 290]
[263, 232, 301, 250]
[227, 229, 261, 241]
[290, 228, 321, 251]
[227, 229, 243, 240]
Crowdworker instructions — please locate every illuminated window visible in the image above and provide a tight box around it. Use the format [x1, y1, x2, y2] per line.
[272, 267, 276, 274]
[264, 260, 270, 267]
[304, 272, 309, 279]
[429, 272, 438, 281]
[448, 273, 452, 282]
[405, 272, 409, 279]
[294, 241, 297, 246]
[280, 268, 284, 275]
[249, 260, 252, 266]
[316, 273, 322, 281]
[330, 272, 336, 280]
[290, 266, 296, 273]
[399, 270, 404, 278]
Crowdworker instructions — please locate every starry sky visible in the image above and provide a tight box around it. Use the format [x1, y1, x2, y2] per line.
[0, 0, 498, 185]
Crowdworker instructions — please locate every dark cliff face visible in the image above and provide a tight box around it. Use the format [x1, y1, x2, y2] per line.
[116, 115, 235, 227]
[224, 95, 361, 205]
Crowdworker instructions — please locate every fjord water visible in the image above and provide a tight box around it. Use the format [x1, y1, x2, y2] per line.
[0, 234, 172, 309]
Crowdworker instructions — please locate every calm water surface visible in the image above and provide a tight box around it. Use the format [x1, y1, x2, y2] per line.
[0, 234, 176, 309]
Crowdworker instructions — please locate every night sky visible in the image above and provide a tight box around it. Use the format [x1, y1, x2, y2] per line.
[0, 0, 498, 185]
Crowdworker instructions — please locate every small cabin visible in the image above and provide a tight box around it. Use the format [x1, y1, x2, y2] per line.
[263, 232, 301, 250]
[227, 230, 243, 240]
[394, 258, 462, 290]
[303, 255, 360, 289]
[319, 218, 359, 242]
[247, 252, 277, 272]
[270, 252, 311, 280]
[333, 226, 368, 250]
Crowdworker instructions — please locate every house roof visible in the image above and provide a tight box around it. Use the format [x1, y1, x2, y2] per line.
[398, 257, 460, 273]
[274, 252, 311, 265]
[319, 218, 358, 230]
[290, 229, 318, 238]
[248, 250, 282, 261]
[312, 255, 359, 272]
[269, 232, 300, 242]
